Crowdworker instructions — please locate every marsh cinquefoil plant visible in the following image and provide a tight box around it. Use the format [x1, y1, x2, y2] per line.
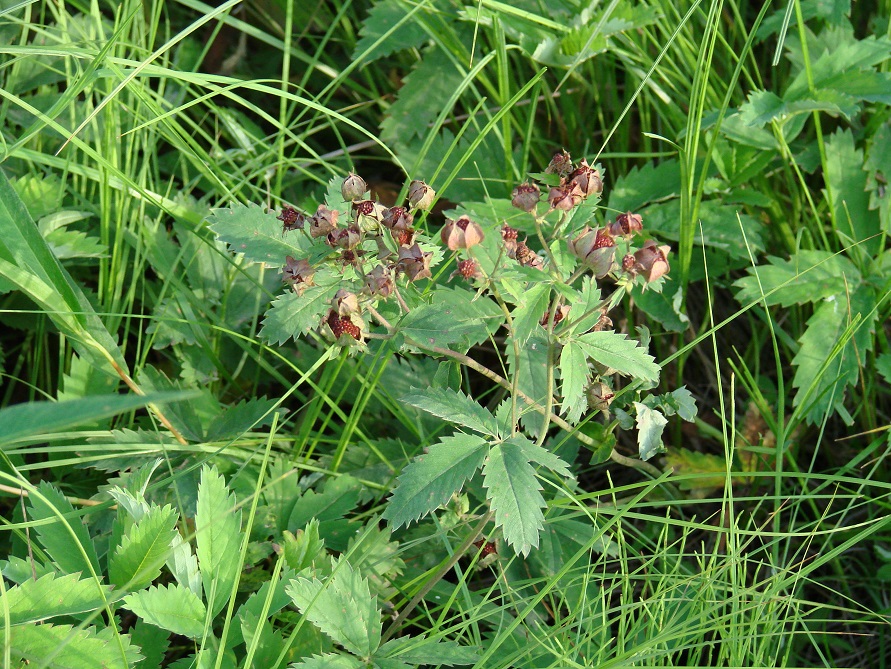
[211, 150, 697, 556]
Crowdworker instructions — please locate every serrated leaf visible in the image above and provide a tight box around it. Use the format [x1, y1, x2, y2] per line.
[109, 504, 178, 592]
[400, 387, 499, 436]
[483, 442, 546, 556]
[0, 623, 141, 669]
[661, 387, 698, 421]
[510, 283, 551, 346]
[168, 531, 202, 598]
[575, 331, 660, 382]
[734, 250, 861, 307]
[288, 475, 362, 532]
[207, 202, 315, 267]
[27, 481, 101, 577]
[286, 557, 381, 657]
[205, 396, 279, 441]
[559, 340, 588, 423]
[877, 352, 891, 385]
[130, 620, 169, 669]
[283, 520, 326, 572]
[0, 572, 113, 625]
[792, 285, 877, 425]
[505, 434, 573, 480]
[353, 0, 431, 61]
[632, 280, 690, 332]
[291, 653, 363, 669]
[635, 402, 668, 460]
[400, 288, 503, 353]
[378, 636, 480, 665]
[123, 583, 206, 639]
[260, 285, 339, 345]
[507, 332, 552, 436]
[824, 128, 881, 255]
[564, 276, 603, 335]
[383, 433, 488, 528]
[196, 465, 242, 618]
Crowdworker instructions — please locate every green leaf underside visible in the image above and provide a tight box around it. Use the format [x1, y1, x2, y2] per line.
[196, 465, 242, 618]
[0, 623, 141, 669]
[123, 583, 206, 639]
[483, 441, 546, 556]
[260, 285, 339, 345]
[286, 557, 381, 657]
[109, 504, 178, 592]
[792, 285, 877, 424]
[27, 481, 101, 577]
[635, 402, 668, 460]
[575, 331, 660, 382]
[400, 387, 499, 436]
[0, 573, 112, 625]
[383, 433, 488, 528]
[207, 202, 316, 267]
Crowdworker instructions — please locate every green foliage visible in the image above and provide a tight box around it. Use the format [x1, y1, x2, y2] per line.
[109, 504, 178, 592]
[196, 465, 242, 618]
[123, 583, 207, 640]
[0, 573, 112, 625]
[26, 481, 101, 577]
[0, 623, 142, 669]
[400, 387, 499, 437]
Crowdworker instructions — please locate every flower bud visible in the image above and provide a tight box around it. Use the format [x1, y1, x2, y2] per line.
[408, 180, 435, 211]
[587, 381, 615, 413]
[511, 182, 541, 213]
[363, 265, 394, 298]
[545, 149, 573, 177]
[569, 226, 616, 278]
[277, 206, 305, 233]
[567, 160, 602, 199]
[548, 182, 582, 211]
[382, 206, 413, 231]
[608, 212, 644, 237]
[282, 256, 315, 295]
[341, 172, 367, 201]
[395, 243, 433, 282]
[309, 205, 338, 238]
[441, 215, 484, 250]
[451, 258, 482, 282]
[326, 225, 361, 249]
[632, 239, 671, 282]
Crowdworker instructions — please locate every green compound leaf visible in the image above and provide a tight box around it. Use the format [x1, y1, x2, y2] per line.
[207, 201, 316, 267]
[0, 623, 141, 669]
[286, 557, 381, 657]
[383, 433, 488, 529]
[505, 434, 573, 480]
[196, 465, 242, 618]
[510, 283, 551, 347]
[635, 402, 668, 461]
[508, 332, 552, 437]
[260, 285, 338, 345]
[353, 0, 432, 62]
[575, 331, 660, 383]
[109, 504, 178, 592]
[0, 572, 113, 625]
[400, 288, 504, 353]
[400, 387, 499, 437]
[123, 583, 206, 639]
[27, 481, 101, 577]
[484, 441, 546, 556]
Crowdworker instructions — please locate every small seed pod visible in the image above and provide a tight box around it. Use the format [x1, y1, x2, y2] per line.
[309, 205, 339, 238]
[539, 304, 570, 328]
[545, 149, 573, 177]
[441, 215, 484, 250]
[514, 240, 544, 269]
[277, 206, 305, 233]
[382, 206, 413, 231]
[341, 172, 367, 202]
[501, 224, 519, 258]
[608, 212, 644, 237]
[450, 258, 483, 282]
[632, 239, 671, 282]
[408, 180, 436, 211]
[511, 182, 541, 213]
[282, 256, 315, 295]
[568, 226, 616, 278]
[567, 159, 602, 199]
[332, 289, 360, 318]
[325, 310, 362, 341]
[363, 265, 394, 298]
[326, 225, 362, 250]
[548, 181, 583, 211]
[395, 243, 433, 282]
[352, 199, 386, 233]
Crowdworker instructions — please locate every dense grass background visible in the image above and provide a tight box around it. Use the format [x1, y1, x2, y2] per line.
[1, 0, 890, 667]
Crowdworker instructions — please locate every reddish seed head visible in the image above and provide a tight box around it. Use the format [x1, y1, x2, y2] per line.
[326, 310, 361, 340]
[501, 224, 519, 241]
[277, 206, 305, 233]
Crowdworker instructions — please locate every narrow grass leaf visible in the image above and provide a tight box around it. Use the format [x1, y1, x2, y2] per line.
[123, 583, 206, 639]
[27, 481, 100, 577]
[109, 504, 178, 592]
[0, 573, 112, 625]
[400, 387, 499, 436]
[286, 557, 381, 657]
[195, 465, 242, 618]
[378, 636, 480, 665]
[575, 331, 660, 382]
[383, 434, 488, 529]
[483, 442, 546, 556]
[0, 623, 141, 669]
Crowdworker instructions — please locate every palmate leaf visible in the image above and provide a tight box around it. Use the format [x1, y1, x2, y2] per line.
[207, 201, 315, 268]
[635, 402, 668, 461]
[27, 481, 100, 577]
[128, 621, 169, 669]
[0, 572, 112, 625]
[260, 285, 338, 345]
[400, 387, 499, 436]
[0, 623, 141, 669]
[792, 285, 877, 425]
[378, 636, 480, 665]
[286, 557, 381, 657]
[382, 433, 488, 529]
[483, 441, 546, 556]
[109, 504, 178, 592]
[195, 465, 242, 618]
[575, 331, 660, 383]
[123, 583, 206, 639]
